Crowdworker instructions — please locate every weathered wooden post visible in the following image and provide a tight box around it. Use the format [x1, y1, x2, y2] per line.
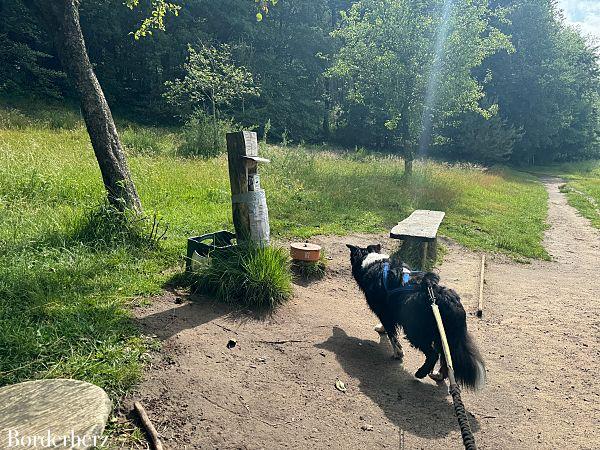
[226, 131, 270, 244]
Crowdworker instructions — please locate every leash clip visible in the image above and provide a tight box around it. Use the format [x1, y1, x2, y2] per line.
[428, 285, 437, 304]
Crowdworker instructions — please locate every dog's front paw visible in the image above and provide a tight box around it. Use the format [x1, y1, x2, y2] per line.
[414, 367, 429, 379]
[428, 372, 446, 383]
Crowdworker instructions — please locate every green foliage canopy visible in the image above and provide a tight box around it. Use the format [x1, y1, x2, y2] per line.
[1, 0, 598, 164]
[328, 0, 512, 159]
[164, 43, 259, 119]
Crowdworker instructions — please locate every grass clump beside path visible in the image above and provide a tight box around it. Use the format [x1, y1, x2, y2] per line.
[194, 244, 293, 309]
[0, 102, 548, 397]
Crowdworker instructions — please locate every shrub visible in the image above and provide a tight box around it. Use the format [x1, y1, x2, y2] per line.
[40, 109, 82, 130]
[440, 112, 521, 164]
[0, 108, 31, 129]
[194, 243, 293, 309]
[177, 111, 234, 158]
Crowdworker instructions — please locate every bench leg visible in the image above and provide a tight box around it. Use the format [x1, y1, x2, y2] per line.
[420, 241, 428, 271]
[428, 239, 437, 265]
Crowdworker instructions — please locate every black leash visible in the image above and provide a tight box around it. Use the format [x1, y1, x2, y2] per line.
[428, 286, 477, 450]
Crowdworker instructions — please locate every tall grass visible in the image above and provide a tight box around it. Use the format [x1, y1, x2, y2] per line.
[120, 126, 178, 156]
[194, 244, 293, 309]
[0, 102, 550, 396]
[263, 145, 549, 259]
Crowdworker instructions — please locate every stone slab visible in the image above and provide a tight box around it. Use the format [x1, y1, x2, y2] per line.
[390, 210, 445, 241]
[0, 379, 111, 449]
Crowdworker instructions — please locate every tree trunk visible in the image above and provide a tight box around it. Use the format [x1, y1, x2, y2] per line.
[322, 79, 331, 139]
[399, 106, 413, 176]
[25, 0, 142, 213]
[404, 158, 413, 175]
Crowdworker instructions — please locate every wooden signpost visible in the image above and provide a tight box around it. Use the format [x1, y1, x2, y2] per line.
[226, 131, 270, 243]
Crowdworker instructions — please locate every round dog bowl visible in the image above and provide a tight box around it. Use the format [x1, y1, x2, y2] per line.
[290, 242, 321, 262]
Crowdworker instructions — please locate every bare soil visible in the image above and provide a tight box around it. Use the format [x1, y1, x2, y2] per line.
[129, 178, 600, 449]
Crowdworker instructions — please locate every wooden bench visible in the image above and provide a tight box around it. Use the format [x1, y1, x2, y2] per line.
[390, 210, 445, 269]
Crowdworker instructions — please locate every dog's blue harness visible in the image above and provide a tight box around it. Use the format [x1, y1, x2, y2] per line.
[382, 262, 423, 297]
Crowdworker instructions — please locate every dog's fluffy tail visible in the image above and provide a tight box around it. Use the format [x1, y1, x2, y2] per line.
[449, 330, 486, 390]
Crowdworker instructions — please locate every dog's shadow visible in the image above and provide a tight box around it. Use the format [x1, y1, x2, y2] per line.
[315, 326, 480, 439]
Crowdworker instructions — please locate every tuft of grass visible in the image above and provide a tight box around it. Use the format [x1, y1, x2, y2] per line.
[120, 126, 177, 156]
[291, 252, 327, 280]
[390, 240, 443, 271]
[70, 202, 168, 250]
[0, 107, 32, 129]
[194, 244, 293, 309]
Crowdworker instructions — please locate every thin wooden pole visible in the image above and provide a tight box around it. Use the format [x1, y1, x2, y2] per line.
[134, 401, 164, 450]
[477, 254, 485, 318]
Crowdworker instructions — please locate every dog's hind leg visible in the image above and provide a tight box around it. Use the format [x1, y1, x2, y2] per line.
[415, 344, 439, 379]
[388, 332, 404, 361]
[429, 345, 448, 382]
[381, 319, 403, 360]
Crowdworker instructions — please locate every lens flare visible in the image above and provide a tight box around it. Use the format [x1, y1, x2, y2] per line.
[418, 0, 455, 157]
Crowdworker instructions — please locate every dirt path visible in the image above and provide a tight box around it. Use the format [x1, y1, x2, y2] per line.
[130, 178, 600, 449]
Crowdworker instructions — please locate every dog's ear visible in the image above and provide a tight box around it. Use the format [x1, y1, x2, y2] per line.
[346, 244, 358, 252]
[367, 244, 382, 253]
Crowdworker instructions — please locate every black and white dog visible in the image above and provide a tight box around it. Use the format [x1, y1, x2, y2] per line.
[347, 243, 485, 389]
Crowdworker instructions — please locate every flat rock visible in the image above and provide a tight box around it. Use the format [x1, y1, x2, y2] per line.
[390, 209, 445, 241]
[0, 379, 111, 449]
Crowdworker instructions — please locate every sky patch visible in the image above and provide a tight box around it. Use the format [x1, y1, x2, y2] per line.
[558, 0, 600, 43]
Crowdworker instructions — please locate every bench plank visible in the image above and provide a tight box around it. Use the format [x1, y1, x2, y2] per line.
[390, 210, 445, 241]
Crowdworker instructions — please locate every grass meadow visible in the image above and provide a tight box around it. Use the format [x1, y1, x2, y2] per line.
[0, 102, 549, 398]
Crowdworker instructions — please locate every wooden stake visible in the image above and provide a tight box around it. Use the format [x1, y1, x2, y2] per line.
[134, 401, 163, 450]
[477, 254, 485, 318]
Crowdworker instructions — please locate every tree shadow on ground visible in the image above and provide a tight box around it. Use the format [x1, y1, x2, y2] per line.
[135, 289, 276, 341]
[315, 326, 479, 440]
[135, 293, 233, 341]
